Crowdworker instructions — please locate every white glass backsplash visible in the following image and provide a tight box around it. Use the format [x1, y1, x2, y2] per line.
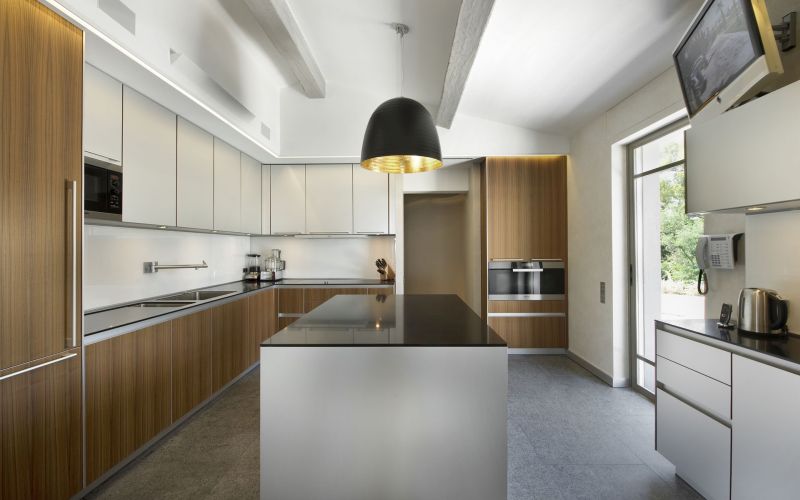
[84, 225, 249, 310]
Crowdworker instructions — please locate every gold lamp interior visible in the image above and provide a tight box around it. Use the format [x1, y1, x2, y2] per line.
[360, 155, 443, 174]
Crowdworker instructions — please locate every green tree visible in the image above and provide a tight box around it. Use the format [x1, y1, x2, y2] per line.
[660, 167, 703, 287]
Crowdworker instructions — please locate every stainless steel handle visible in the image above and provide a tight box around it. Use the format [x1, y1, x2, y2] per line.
[67, 180, 77, 348]
[490, 258, 525, 262]
[512, 269, 543, 273]
[487, 312, 566, 318]
[143, 260, 208, 273]
[0, 353, 77, 382]
[308, 232, 351, 234]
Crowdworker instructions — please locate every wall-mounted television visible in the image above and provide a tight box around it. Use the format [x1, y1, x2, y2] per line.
[673, 0, 783, 122]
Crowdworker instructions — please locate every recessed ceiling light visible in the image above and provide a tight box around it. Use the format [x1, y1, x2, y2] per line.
[158, 225, 167, 229]
[747, 206, 766, 212]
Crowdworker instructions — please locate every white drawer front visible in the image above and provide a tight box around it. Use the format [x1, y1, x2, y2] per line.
[657, 355, 731, 420]
[656, 330, 731, 384]
[657, 389, 731, 500]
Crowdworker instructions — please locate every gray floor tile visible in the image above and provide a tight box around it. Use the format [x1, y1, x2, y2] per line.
[86, 356, 700, 500]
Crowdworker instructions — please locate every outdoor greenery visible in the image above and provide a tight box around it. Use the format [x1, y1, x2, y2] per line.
[659, 143, 704, 291]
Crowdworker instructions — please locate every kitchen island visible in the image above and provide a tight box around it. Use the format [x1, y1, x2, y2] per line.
[260, 294, 507, 500]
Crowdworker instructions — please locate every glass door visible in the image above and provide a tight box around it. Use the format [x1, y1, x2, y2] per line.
[629, 119, 703, 396]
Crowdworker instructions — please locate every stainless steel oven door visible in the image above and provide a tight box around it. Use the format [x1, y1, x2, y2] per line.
[488, 260, 565, 300]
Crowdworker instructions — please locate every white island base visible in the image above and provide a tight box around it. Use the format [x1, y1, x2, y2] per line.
[260, 345, 508, 500]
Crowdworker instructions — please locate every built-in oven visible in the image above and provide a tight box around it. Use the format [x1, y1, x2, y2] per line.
[488, 259, 565, 300]
[84, 163, 122, 220]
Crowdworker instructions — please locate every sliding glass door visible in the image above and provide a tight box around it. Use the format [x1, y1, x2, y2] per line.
[629, 119, 703, 396]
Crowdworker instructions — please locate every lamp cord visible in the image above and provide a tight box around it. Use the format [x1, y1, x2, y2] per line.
[392, 23, 409, 97]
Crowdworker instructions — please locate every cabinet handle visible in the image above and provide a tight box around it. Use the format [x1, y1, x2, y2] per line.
[512, 269, 544, 273]
[0, 353, 77, 382]
[66, 180, 77, 348]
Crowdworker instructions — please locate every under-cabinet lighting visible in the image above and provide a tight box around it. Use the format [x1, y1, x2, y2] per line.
[747, 206, 766, 212]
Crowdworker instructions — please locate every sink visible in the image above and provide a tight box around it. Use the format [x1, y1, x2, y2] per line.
[159, 290, 236, 302]
[133, 301, 193, 308]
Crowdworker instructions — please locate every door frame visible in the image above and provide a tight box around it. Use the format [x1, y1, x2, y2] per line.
[627, 117, 690, 400]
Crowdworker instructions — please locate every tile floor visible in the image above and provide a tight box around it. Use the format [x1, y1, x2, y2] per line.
[86, 355, 701, 500]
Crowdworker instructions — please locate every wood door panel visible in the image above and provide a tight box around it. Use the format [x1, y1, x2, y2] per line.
[1, 0, 83, 369]
[278, 316, 299, 330]
[171, 310, 213, 421]
[487, 156, 566, 261]
[248, 289, 277, 364]
[488, 301, 566, 314]
[368, 287, 394, 295]
[278, 288, 304, 314]
[86, 323, 171, 483]
[488, 316, 566, 348]
[212, 298, 249, 392]
[0, 348, 82, 499]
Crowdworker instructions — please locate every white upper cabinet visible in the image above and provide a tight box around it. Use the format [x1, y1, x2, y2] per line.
[176, 117, 214, 230]
[122, 86, 176, 226]
[240, 154, 262, 234]
[271, 164, 306, 234]
[261, 165, 271, 235]
[352, 165, 388, 234]
[213, 138, 242, 232]
[306, 164, 353, 234]
[686, 79, 800, 214]
[84, 64, 122, 165]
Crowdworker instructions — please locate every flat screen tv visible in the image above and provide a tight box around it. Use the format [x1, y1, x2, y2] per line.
[673, 0, 783, 121]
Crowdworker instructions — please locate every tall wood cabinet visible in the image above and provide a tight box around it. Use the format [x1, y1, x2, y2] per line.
[1, 1, 84, 497]
[486, 156, 567, 261]
[485, 156, 568, 348]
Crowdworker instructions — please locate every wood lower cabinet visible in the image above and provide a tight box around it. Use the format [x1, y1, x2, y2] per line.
[304, 288, 369, 311]
[486, 156, 567, 261]
[248, 289, 277, 364]
[212, 299, 249, 392]
[0, 348, 83, 499]
[86, 323, 172, 483]
[172, 310, 213, 421]
[488, 301, 566, 348]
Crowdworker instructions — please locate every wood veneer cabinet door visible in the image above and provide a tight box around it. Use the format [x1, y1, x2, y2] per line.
[304, 288, 371, 311]
[0, 0, 83, 370]
[172, 310, 213, 421]
[85, 324, 172, 483]
[486, 156, 567, 261]
[212, 299, 249, 392]
[247, 289, 277, 364]
[0, 348, 82, 499]
[278, 288, 305, 314]
[488, 315, 566, 348]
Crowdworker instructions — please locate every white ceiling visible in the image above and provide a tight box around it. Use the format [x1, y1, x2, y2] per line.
[457, 0, 703, 134]
[286, 0, 462, 110]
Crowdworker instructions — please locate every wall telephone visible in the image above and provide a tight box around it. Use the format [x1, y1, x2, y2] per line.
[695, 233, 743, 295]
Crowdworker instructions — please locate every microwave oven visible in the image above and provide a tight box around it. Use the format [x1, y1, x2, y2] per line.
[84, 163, 122, 220]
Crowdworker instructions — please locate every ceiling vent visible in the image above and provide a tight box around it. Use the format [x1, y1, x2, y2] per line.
[98, 0, 136, 36]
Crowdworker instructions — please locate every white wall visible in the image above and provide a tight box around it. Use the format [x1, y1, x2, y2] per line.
[84, 225, 249, 310]
[250, 236, 396, 279]
[568, 68, 687, 386]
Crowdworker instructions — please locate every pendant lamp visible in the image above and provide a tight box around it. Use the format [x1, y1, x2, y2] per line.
[361, 24, 442, 174]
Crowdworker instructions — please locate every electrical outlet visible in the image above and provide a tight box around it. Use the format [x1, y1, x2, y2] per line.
[600, 282, 606, 304]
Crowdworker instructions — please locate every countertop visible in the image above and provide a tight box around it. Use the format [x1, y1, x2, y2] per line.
[263, 294, 506, 347]
[656, 318, 800, 367]
[84, 278, 394, 337]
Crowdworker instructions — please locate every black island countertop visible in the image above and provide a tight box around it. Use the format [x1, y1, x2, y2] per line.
[656, 318, 800, 368]
[263, 294, 506, 347]
[84, 278, 394, 338]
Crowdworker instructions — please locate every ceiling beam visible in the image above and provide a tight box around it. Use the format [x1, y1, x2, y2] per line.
[244, 0, 326, 98]
[435, 0, 495, 128]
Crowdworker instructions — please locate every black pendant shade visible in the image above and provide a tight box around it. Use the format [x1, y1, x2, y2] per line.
[360, 97, 442, 174]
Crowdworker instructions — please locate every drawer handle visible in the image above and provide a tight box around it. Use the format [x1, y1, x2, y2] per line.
[0, 353, 77, 382]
